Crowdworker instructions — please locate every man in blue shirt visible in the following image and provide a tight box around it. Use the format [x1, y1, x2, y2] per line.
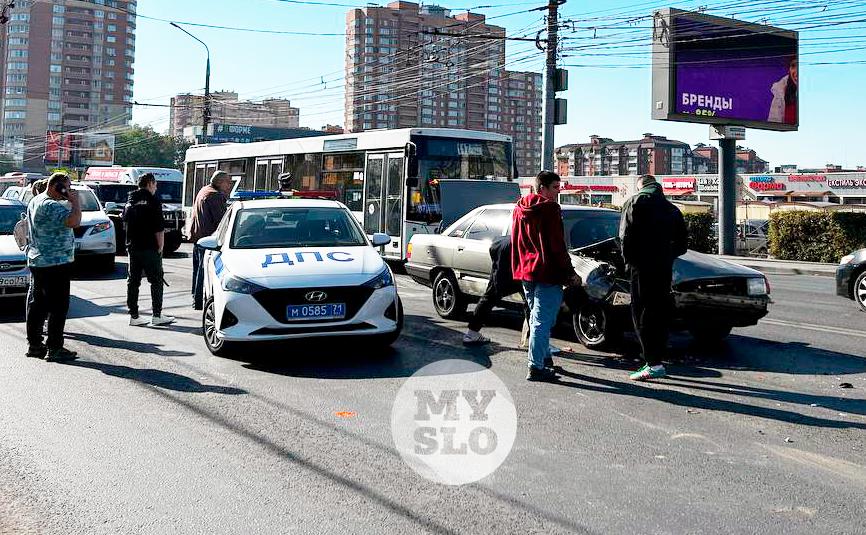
[25, 172, 81, 362]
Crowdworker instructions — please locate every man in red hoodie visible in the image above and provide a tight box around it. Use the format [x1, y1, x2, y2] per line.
[512, 171, 581, 381]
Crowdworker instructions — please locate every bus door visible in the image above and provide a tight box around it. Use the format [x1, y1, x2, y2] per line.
[363, 152, 404, 258]
[254, 157, 283, 191]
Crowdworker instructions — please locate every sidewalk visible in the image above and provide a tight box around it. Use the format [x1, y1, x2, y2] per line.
[718, 255, 837, 277]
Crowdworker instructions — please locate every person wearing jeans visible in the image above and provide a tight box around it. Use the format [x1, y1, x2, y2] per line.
[25, 172, 81, 362]
[522, 281, 563, 371]
[511, 171, 581, 382]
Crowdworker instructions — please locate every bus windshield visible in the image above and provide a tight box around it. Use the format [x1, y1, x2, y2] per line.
[408, 136, 513, 223]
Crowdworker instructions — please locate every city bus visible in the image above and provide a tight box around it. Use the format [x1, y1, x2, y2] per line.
[183, 128, 515, 260]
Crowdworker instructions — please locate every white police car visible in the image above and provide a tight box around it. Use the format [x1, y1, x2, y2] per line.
[198, 198, 402, 355]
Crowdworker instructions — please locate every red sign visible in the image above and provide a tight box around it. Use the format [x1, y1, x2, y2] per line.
[84, 167, 126, 181]
[788, 174, 826, 182]
[662, 177, 696, 190]
[750, 181, 786, 191]
[44, 132, 71, 163]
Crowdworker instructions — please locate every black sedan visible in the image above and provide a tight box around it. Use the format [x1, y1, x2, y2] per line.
[836, 249, 866, 311]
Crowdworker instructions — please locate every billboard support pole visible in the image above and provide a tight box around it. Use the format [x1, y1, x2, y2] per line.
[718, 136, 737, 255]
[541, 0, 563, 172]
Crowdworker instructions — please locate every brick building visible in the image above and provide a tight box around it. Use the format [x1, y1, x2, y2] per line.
[169, 91, 300, 139]
[0, 0, 136, 171]
[555, 133, 696, 177]
[344, 1, 542, 175]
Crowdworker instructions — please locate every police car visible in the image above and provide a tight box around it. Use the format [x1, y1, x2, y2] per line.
[198, 198, 402, 355]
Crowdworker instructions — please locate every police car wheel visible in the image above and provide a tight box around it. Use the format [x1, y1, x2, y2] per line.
[433, 271, 466, 319]
[203, 297, 235, 356]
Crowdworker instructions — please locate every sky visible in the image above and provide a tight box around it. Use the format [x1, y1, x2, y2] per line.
[131, 0, 866, 169]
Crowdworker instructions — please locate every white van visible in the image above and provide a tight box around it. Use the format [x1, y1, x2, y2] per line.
[80, 167, 186, 253]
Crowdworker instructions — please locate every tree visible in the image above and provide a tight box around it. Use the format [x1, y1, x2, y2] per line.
[0, 154, 14, 175]
[113, 125, 182, 170]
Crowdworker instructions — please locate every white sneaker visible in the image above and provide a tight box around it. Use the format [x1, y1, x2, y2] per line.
[150, 315, 176, 327]
[549, 344, 562, 355]
[462, 330, 490, 345]
[129, 316, 149, 327]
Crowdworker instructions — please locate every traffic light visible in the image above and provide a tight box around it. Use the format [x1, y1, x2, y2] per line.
[554, 68, 568, 125]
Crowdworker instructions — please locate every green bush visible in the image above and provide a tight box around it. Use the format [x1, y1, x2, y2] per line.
[768, 211, 866, 263]
[683, 212, 715, 254]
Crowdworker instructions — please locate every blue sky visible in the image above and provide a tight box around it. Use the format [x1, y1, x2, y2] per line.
[132, 0, 866, 169]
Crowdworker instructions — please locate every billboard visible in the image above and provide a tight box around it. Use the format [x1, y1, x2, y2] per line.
[44, 132, 115, 166]
[652, 8, 799, 132]
[207, 123, 326, 144]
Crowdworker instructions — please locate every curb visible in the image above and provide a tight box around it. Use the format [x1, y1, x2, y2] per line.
[717, 256, 836, 278]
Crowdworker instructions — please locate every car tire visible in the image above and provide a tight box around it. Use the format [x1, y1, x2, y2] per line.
[572, 302, 620, 349]
[203, 297, 235, 356]
[689, 325, 733, 344]
[372, 296, 403, 347]
[432, 271, 467, 319]
[854, 271, 866, 312]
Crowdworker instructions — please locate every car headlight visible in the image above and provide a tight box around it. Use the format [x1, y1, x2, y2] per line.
[840, 254, 855, 265]
[747, 277, 768, 296]
[363, 266, 394, 289]
[222, 274, 266, 294]
[91, 221, 112, 235]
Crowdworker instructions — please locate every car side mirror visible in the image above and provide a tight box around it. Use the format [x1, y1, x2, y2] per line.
[371, 233, 390, 247]
[197, 235, 220, 251]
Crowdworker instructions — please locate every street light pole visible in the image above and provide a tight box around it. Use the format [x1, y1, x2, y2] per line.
[170, 22, 210, 143]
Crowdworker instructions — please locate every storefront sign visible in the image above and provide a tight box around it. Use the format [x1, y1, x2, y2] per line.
[662, 177, 696, 190]
[828, 177, 866, 189]
[697, 176, 719, 193]
[749, 175, 786, 191]
[788, 174, 826, 182]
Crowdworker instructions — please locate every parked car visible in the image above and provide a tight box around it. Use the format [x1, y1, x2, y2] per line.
[0, 199, 30, 300]
[407, 203, 771, 349]
[17, 184, 117, 271]
[81, 167, 186, 254]
[836, 249, 866, 311]
[1, 185, 25, 201]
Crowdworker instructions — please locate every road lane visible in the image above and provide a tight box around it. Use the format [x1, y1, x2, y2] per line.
[0, 248, 863, 534]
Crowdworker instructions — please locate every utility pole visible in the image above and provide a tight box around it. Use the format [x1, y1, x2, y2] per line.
[542, 0, 566, 172]
[171, 23, 211, 144]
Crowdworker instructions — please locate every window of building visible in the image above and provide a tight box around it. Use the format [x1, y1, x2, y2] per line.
[106, 35, 116, 42]
[108, 12, 118, 20]
[4, 99, 26, 108]
[6, 74, 26, 83]
[95, 9, 104, 17]
[48, 100, 61, 110]
[8, 62, 27, 71]
[49, 76, 61, 86]
[47, 112, 61, 121]
[52, 16, 64, 25]
[53, 4, 64, 12]
[106, 47, 116, 56]
[10, 24, 29, 33]
[107, 23, 117, 32]
[12, 13, 30, 21]
[50, 64, 62, 73]
[105, 93, 113, 100]
[9, 49, 28, 58]
[4, 111, 26, 120]
[8, 37, 28, 45]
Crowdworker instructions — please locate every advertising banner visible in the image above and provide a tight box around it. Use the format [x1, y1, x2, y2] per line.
[76, 133, 115, 166]
[652, 9, 799, 132]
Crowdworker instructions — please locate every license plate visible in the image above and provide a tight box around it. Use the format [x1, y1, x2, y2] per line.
[0, 275, 28, 287]
[286, 303, 346, 321]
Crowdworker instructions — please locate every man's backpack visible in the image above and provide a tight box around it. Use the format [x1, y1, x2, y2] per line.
[13, 212, 29, 250]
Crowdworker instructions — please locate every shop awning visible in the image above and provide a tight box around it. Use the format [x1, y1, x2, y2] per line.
[789, 191, 831, 197]
[756, 190, 791, 196]
[664, 188, 694, 196]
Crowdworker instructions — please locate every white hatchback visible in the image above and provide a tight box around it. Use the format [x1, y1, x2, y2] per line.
[198, 198, 402, 355]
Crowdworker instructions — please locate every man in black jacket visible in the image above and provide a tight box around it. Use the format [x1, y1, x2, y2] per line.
[124, 173, 174, 327]
[619, 174, 688, 381]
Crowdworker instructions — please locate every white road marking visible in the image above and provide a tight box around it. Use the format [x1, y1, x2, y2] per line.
[759, 318, 866, 339]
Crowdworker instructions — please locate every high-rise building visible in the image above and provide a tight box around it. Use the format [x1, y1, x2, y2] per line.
[169, 91, 300, 139]
[0, 0, 137, 171]
[556, 134, 698, 177]
[344, 1, 542, 176]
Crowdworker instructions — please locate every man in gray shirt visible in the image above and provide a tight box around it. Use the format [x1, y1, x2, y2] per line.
[190, 171, 232, 310]
[26, 172, 81, 362]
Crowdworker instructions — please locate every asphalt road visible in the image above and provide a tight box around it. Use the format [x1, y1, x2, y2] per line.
[0, 245, 864, 534]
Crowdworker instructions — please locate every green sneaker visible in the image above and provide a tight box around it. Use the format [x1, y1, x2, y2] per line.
[629, 364, 666, 381]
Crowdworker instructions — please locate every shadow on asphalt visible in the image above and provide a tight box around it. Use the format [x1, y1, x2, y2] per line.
[64, 359, 246, 394]
[553, 368, 866, 430]
[72, 260, 128, 281]
[230, 314, 497, 379]
[67, 331, 195, 358]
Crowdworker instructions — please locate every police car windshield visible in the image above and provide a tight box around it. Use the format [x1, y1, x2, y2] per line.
[0, 205, 24, 234]
[231, 206, 367, 249]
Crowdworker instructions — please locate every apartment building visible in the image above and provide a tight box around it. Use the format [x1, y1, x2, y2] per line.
[556, 134, 697, 177]
[344, 1, 542, 176]
[169, 91, 300, 139]
[0, 0, 136, 171]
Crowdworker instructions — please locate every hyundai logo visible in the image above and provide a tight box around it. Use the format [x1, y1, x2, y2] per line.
[0, 263, 10, 271]
[305, 291, 328, 303]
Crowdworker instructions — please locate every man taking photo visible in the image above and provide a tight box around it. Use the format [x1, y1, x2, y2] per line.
[124, 173, 174, 327]
[25, 172, 80, 362]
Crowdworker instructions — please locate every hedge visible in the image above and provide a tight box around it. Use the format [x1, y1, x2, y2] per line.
[683, 212, 716, 254]
[768, 211, 866, 263]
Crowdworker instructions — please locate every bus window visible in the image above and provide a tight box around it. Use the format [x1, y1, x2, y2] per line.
[323, 152, 364, 211]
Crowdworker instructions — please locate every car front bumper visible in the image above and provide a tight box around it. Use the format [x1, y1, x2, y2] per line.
[836, 263, 855, 299]
[75, 232, 116, 256]
[0, 267, 30, 297]
[216, 285, 400, 342]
